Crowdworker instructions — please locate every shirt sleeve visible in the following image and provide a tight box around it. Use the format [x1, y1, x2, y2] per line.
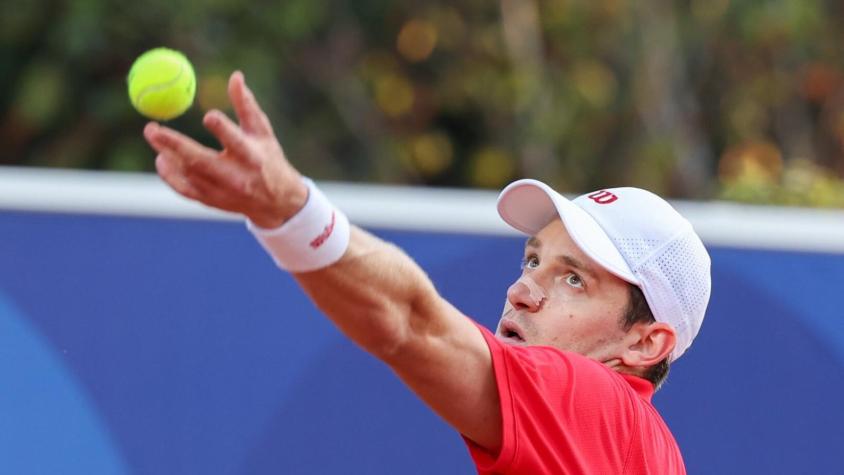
[464, 323, 636, 474]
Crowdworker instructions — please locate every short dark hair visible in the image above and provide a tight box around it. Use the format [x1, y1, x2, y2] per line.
[621, 284, 670, 390]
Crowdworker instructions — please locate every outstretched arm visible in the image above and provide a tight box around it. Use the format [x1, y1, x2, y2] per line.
[143, 71, 502, 451]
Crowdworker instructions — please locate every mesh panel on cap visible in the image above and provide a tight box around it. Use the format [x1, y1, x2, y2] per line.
[633, 229, 711, 359]
[612, 237, 665, 268]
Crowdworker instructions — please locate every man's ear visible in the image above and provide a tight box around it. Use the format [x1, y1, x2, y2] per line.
[620, 322, 676, 368]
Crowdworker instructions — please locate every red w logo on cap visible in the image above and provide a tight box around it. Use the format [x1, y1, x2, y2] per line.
[587, 190, 618, 204]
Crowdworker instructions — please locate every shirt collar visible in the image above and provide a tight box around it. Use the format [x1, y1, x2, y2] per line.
[622, 373, 655, 402]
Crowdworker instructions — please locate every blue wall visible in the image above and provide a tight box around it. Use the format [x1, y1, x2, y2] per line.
[1, 210, 842, 474]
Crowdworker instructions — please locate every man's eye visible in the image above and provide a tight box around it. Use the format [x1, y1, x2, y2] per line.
[565, 273, 584, 288]
[520, 255, 539, 270]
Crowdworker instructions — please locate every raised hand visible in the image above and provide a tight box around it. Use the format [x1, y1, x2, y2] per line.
[143, 71, 308, 228]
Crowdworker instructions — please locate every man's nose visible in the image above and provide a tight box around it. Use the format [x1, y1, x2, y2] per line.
[506, 278, 546, 312]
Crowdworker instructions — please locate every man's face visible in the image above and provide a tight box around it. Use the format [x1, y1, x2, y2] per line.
[496, 218, 632, 363]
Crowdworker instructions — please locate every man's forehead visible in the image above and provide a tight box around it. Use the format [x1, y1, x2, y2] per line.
[524, 223, 602, 279]
[523, 219, 575, 251]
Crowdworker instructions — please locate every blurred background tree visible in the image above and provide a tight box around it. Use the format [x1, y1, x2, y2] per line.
[2, 0, 844, 206]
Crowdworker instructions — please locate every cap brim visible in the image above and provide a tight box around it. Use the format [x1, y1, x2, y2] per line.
[497, 179, 638, 284]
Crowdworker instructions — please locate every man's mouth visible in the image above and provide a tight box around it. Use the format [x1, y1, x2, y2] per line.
[503, 330, 524, 341]
[499, 321, 525, 343]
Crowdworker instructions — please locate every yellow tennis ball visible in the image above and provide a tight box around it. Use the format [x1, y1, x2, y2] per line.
[127, 47, 196, 120]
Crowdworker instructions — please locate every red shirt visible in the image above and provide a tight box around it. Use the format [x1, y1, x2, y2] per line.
[465, 324, 686, 475]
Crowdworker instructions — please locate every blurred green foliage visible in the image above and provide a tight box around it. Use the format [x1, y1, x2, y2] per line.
[3, 0, 844, 205]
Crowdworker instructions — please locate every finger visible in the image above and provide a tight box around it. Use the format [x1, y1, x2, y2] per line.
[144, 122, 217, 164]
[157, 153, 236, 208]
[155, 153, 202, 201]
[145, 121, 243, 187]
[228, 71, 273, 136]
[188, 146, 248, 188]
[202, 110, 255, 165]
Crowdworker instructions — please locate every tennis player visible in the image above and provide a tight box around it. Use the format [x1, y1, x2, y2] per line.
[144, 71, 711, 474]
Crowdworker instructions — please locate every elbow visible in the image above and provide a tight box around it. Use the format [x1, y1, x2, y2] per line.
[368, 292, 443, 364]
[364, 306, 413, 362]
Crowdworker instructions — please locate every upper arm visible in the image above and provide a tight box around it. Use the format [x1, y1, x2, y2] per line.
[382, 297, 502, 452]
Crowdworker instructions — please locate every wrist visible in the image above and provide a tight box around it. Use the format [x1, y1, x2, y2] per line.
[247, 178, 350, 272]
[247, 179, 309, 229]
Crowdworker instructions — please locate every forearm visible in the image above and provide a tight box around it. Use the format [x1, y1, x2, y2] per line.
[294, 226, 447, 358]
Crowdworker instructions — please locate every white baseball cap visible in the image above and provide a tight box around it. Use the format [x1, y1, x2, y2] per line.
[497, 179, 711, 361]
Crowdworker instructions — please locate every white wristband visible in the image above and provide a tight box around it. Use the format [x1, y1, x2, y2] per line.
[247, 178, 350, 272]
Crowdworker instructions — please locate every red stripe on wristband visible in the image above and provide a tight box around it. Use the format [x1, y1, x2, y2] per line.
[310, 211, 336, 249]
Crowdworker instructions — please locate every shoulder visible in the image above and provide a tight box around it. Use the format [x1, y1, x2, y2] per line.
[473, 322, 643, 436]
[474, 322, 630, 398]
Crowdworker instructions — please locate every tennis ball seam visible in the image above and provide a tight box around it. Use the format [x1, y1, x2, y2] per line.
[133, 62, 189, 111]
